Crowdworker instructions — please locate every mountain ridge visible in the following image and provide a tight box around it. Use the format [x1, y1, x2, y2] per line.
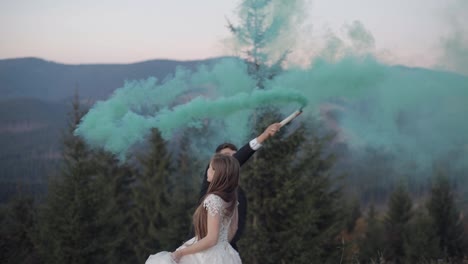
[0, 56, 226, 101]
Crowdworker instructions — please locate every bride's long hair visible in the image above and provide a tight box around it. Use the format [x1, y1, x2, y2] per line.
[193, 154, 239, 239]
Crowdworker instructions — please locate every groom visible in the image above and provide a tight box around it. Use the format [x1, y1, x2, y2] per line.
[197, 122, 282, 251]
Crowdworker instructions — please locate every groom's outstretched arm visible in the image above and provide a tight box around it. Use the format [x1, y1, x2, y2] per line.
[233, 122, 282, 166]
[199, 122, 282, 201]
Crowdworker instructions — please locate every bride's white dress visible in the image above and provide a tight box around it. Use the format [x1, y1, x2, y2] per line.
[145, 194, 242, 264]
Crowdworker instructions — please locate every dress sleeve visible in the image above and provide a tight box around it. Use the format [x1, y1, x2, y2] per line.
[203, 194, 224, 217]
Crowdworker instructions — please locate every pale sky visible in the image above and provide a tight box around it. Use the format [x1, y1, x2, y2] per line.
[0, 0, 466, 68]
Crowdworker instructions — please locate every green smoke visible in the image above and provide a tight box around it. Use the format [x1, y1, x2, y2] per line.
[279, 35, 467, 174]
[75, 0, 468, 185]
[267, 17, 468, 178]
[155, 88, 306, 137]
[229, 0, 308, 67]
[75, 58, 307, 160]
[438, 0, 468, 76]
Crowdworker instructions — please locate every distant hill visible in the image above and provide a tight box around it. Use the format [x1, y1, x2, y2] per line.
[0, 97, 68, 201]
[0, 57, 222, 202]
[0, 57, 222, 101]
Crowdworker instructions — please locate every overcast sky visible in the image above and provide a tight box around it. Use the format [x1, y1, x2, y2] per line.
[0, 0, 466, 68]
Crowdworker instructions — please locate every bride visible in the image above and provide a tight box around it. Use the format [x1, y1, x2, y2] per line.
[146, 154, 242, 264]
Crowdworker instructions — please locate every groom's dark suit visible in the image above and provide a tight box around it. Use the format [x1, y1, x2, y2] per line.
[198, 142, 257, 252]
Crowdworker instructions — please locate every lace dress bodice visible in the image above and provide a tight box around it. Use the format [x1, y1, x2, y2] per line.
[202, 194, 233, 244]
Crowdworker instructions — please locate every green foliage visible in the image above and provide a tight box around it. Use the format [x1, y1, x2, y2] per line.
[0, 194, 39, 264]
[2, 91, 468, 264]
[404, 210, 440, 263]
[239, 110, 344, 264]
[129, 128, 173, 263]
[345, 197, 362, 233]
[1, 93, 206, 263]
[33, 93, 135, 263]
[164, 131, 199, 249]
[427, 172, 467, 261]
[34, 94, 100, 264]
[358, 205, 385, 263]
[227, 0, 302, 88]
[358, 171, 468, 264]
[384, 183, 413, 263]
[87, 150, 135, 263]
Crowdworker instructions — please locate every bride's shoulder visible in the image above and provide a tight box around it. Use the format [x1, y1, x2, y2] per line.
[203, 194, 224, 205]
[203, 194, 225, 216]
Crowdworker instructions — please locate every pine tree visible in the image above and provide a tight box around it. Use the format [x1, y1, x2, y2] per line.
[403, 209, 440, 263]
[239, 110, 304, 264]
[35, 93, 100, 264]
[345, 197, 362, 233]
[164, 130, 199, 250]
[90, 150, 135, 263]
[240, 112, 344, 264]
[0, 194, 40, 264]
[427, 172, 467, 261]
[130, 128, 173, 262]
[228, 2, 344, 263]
[289, 130, 345, 264]
[33, 92, 135, 263]
[227, 0, 302, 88]
[358, 205, 385, 263]
[384, 183, 412, 263]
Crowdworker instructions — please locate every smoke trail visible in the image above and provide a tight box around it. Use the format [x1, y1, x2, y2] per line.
[438, 0, 468, 76]
[75, 0, 468, 191]
[264, 20, 468, 184]
[154, 88, 306, 138]
[75, 58, 307, 160]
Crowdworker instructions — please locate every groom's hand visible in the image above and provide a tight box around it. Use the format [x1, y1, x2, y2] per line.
[257, 123, 281, 144]
[264, 123, 281, 137]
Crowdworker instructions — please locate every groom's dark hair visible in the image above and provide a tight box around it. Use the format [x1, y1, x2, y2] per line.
[215, 143, 238, 153]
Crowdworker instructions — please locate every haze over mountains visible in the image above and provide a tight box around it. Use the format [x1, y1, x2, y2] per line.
[0, 57, 218, 201]
[0, 57, 221, 101]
